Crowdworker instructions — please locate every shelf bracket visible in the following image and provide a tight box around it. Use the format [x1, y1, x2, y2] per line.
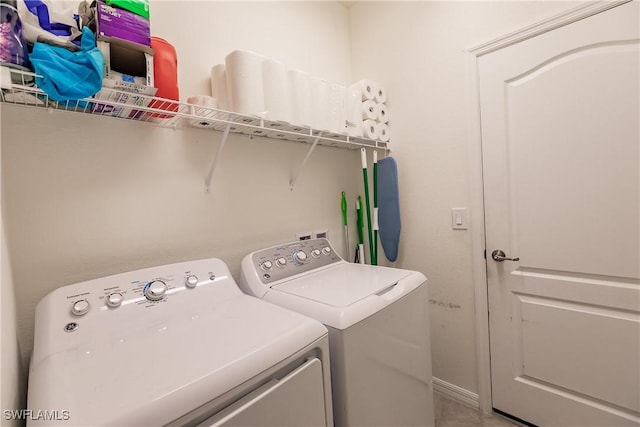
[204, 124, 231, 192]
[289, 135, 321, 190]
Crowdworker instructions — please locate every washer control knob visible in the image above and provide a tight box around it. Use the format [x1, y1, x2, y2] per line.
[321, 246, 332, 255]
[276, 257, 287, 268]
[294, 250, 308, 263]
[71, 299, 90, 316]
[144, 280, 167, 301]
[106, 293, 123, 308]
[185, 275, 199, 288]
[311, 249, 321, 258]
[261, 260, 273, 271]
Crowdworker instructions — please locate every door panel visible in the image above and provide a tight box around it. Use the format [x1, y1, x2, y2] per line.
[519, 296, 639, 412]
[479, 2, 640, 425]
[509, 41, 639, 278]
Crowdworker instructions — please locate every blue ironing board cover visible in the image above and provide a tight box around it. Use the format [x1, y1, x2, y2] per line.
[377, 157, 401, 262]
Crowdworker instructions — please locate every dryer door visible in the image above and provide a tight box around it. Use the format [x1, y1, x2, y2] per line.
[198, 358, 328, 427]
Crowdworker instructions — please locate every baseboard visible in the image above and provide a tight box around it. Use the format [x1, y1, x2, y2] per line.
[433, 377, 480, 409]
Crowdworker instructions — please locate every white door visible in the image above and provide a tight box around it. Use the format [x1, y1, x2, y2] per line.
[479, 2, 640, 426]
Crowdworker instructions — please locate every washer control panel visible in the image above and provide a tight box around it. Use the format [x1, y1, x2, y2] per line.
[251, 238, 341, 284]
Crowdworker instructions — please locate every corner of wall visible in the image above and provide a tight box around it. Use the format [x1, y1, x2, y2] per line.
[1, 138, 28, 426]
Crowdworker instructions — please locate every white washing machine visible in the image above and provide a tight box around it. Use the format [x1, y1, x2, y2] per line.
[27, 258, 333, 426]
[239, 238, 434, 427]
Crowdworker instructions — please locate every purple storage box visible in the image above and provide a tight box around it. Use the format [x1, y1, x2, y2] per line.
[96, 1, 150, 47]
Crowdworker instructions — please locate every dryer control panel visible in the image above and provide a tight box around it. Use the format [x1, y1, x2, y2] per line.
[250, 238, 342, 284]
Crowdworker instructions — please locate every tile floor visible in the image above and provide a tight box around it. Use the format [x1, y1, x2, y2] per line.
[434, 392, 521, 427]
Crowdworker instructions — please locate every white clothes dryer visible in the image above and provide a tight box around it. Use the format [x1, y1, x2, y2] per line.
[27, 258, 333, 426]
[239, 238, 434, 427]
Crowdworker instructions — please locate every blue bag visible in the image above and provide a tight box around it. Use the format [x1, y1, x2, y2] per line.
[30, 26, 103, 102]
[0, 1, 30, 67]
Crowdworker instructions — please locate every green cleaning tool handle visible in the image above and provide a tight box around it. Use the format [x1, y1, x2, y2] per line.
[341, 192, 348, 225]
[356, 197, 364, 243]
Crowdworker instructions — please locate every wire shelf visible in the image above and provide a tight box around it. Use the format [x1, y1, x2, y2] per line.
[0, 67, 388, 151]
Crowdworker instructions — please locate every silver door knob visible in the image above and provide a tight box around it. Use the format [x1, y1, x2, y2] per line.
[491, 250, 520, 262]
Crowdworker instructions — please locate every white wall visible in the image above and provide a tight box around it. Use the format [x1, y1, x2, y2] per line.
[151, 1, 355, 95]
[1, 114, 25, 426]
[348, 0, 579, 395]
[2, 1, 362, 371]
[1, 0, 586, 409]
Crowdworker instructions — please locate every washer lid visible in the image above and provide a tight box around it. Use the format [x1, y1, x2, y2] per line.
[272, 263, 412, 307]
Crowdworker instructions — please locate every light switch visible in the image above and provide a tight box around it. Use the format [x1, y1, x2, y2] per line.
[451, 208, 468, 230]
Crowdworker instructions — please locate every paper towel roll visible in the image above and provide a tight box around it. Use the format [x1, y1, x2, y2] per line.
[210, 64, 229, 111]
[363, 119, 379, 140]
[374, 85, 387, 103]
[362, 100, 377, 121]
[289, 69, 312, 127]
[329, 84, 346, 134]
[225, 50, 266, 117]
[350, 79, 376, 101]
[344, 86, 364, 137]
[262, 59, 292, 123]
[378, 122, 390, 142]
[310, 77, 331, 131]
[375, 103, 389, 123]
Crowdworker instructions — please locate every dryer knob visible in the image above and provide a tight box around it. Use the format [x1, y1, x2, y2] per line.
[71, 299, 90, 316]
[261, 260, 273, 271]
[276, 257, 287, 268]
[144, 280, 167, 301]
[311, 249, 321, 258]
[321, 246, 332, 255]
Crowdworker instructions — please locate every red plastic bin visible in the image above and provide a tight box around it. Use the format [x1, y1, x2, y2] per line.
[148, 36, 179, 118]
